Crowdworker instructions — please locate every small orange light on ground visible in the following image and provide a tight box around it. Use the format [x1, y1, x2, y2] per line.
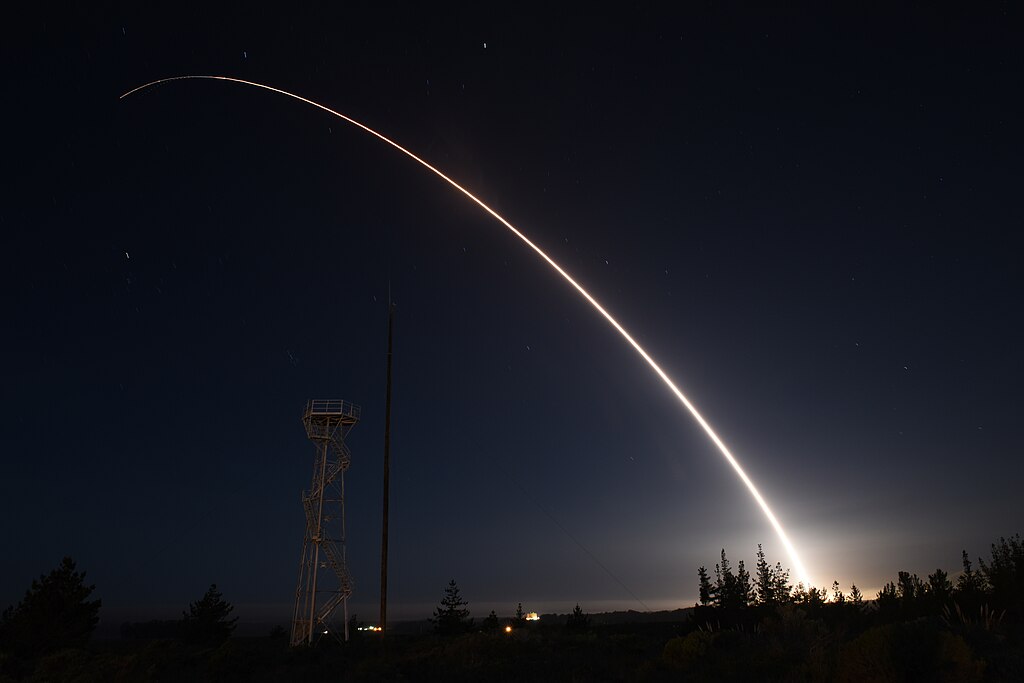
[504, 626, 512, 633]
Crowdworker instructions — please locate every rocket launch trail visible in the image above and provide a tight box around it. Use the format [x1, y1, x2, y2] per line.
[121, 75, 813, 587]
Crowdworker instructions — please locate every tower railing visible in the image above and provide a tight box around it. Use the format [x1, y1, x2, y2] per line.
[304, 399, 361, 420]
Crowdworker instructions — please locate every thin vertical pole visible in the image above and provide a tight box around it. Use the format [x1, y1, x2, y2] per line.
[342, 468, 349, 642]
[380, 301, 394, 633]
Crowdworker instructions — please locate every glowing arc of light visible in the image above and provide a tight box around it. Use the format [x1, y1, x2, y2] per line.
[121, 75, 813, 587]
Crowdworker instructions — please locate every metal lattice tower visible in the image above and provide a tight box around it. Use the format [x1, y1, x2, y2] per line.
[291, 399, 360, 646]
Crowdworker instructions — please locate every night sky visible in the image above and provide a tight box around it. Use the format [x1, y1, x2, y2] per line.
[4, 5, 1022, 630]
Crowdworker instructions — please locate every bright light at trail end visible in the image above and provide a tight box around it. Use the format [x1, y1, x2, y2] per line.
[121, 75, 814, 589]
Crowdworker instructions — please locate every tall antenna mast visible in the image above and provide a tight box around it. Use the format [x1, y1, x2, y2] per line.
[380, 295, 394, 634]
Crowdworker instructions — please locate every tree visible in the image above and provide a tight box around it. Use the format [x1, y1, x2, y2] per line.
[566, 603, 591, 631]
[849, 584, 864, 607]
[736, 560, 753, 608]
[431, 579, 472, 636]
[714, 549, 743, 609]
[926, 568, 953, 609]
[753, 547, 792, 607]
[955, 550, 987, 606]
[697, 565, 714, 606]
[771, 561, 792, 603]
[804, 585, 826, 611]
[876, 581, 899, 618]
[0, 557, 101, 660]
[710, 549, 753, 610]
[180, 584, 237, 646]
[831, 580, 845, 604]
[978, 534, 1024, 613]
[755, 545, 776, 606]
[481, 610, 500, 634]
[896, 571, 925, 616]
[512, 602, 527, 628]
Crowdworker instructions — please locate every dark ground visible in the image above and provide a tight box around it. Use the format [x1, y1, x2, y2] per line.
[9, 608, 1024, 682]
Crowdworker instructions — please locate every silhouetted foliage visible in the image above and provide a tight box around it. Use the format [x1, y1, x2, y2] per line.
[956, 550, 987, 598]
[5, 533, 1019, 681]
[927, 567, 953, 611]
[838, 620, 984, 682]
[0, 557, 100, 662]
[566, 603, 591, 631]
[772, 561, 792, 602]
[697, 565, 714, 606]
[512, 601, 527, 628]
[179, 583, 237, 647]
[750, 544, 793, 609]
[755, 545, 776, 606]
[430, 579, 472, 636]
[979, 533, 1024, 616]
[736, 559, 753, 606]
[480, 610, 500, 633]
[794, 584, 826, 614]
[848, 584, 864, 606]
[713, 549, 749, 610]
[875, 580, 899, 618]
[681, 535, 1024, 680]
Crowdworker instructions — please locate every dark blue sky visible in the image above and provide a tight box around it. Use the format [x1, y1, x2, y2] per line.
[3, 4, 1022, 628]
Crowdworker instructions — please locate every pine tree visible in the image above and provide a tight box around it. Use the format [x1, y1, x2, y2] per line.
[431, 579, 472, 636]
[849, 584, 864, 606]
[512, 602, 526, 627]
[771, 561, 792, 603]
[875, 581, 899, 617]
[714, 549, 748, 609]
[0, 557, 101, 660]
[831, 580, 845, 604]
[978, 534, 1024, 613]
[955, 550, 987, 604]
[897, 571, 925, 615]
[180, 584, 237, 646]
[736, 560, 752, 608]
[755, 544, 775, 606]
[481, 610, 500, 633]
[715, 550, 731, 607]
[697, 565, 714, 606]
[566, 603, 591, 631]
[926, 568, 953, 608]
[804, 585, 826, 610]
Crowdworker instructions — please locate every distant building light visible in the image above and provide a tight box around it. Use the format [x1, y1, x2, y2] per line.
[504, 625, 512, 633]
[525, 612, 540, 621]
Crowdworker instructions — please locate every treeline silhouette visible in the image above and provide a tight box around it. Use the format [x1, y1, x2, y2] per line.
[679, 534, 1023, 680]
[692, 535, 1022, 624]
[0, 566, 236, 681]
[0, 534, 1020, 681]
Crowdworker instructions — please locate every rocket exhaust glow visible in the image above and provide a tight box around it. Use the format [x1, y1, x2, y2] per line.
[121, 75, 813, 587]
